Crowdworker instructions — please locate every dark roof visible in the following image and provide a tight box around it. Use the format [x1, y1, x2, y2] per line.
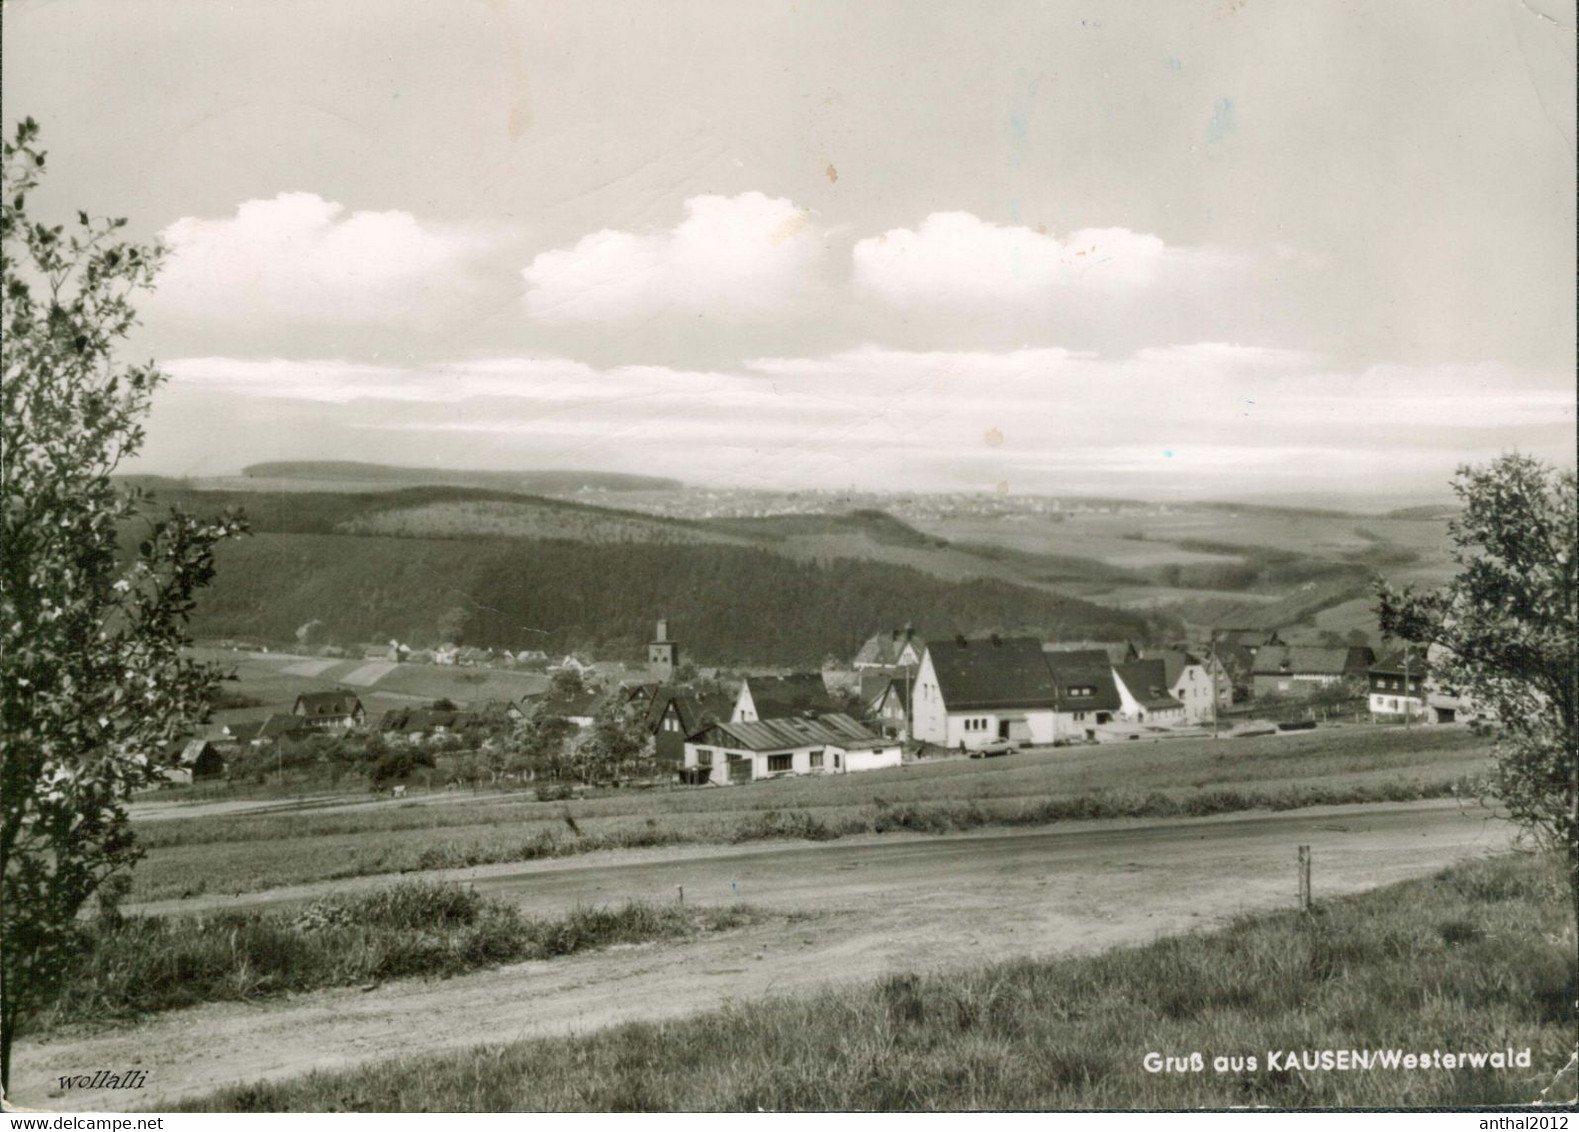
[257, 712, 310, 739]
[743, 673, 837, 719]
[1369, 650, 1429, 678]
[927, 636, 1056, 711]
[222, 717, 267, 743]
[697, 713, 890, 752]
[859, 667, 908, 705]
[534, 687, 607, 718]
[1042, 647, 1113, 667]
[403, 709, 461, 733]
[293, 690, 362, 718]
[1043, 650, 1122, 712]
[473, 699, 522, 719]
[179, 739, 225, 767]
[1112, 660, 1184, 711]
[852, 628, 925, 667]
[645, 687, 732, 734]
[1145, 648, 1202, 688]
[870, 678, 906, 712]
[1252, 646, 1375, 677]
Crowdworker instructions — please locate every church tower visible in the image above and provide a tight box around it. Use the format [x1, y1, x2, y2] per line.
[647, 618, 679, 683]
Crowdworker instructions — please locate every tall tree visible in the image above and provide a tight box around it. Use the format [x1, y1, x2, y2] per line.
[1375, 455, 1577, 890]
[581, 692, 651, 782]
[0, 119, 246, 1090]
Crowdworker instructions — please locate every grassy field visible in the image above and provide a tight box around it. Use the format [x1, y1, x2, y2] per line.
[168, 851, 1575, 1111]
[192, 647, 551, 718]
[127, 727, 1493, 902]
[43, 883, 765, 1033]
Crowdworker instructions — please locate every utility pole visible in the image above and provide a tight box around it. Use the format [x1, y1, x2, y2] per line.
[904, 661, 913, 744]
[1402, 641, 1412, 732]
[1209, 629, 1220, 740]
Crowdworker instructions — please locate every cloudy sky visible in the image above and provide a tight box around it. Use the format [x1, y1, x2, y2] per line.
[5, 0, 1574, 501]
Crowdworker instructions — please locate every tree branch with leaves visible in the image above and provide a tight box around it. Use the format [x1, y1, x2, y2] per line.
[0, 119, 247, 1092]
[1375, 455, 1577, 892]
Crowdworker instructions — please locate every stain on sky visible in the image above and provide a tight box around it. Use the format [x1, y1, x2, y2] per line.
[1207, 97, 1235, 143]
[1007, 76, 1042, 168]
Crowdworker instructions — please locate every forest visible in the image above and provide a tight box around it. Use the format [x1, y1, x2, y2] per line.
[186, 531, 1180, 665]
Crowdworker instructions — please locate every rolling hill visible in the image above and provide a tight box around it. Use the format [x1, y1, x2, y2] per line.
[185, 531, 1177, 666]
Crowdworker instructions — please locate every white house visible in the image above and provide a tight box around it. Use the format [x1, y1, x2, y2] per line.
[869, 678, 911, 739]
[683, 713, 901, 784]
[1145, 647, 1232, 724]
[1367, 651, 1430, 719]
[912, 635, 1060, 751]
[1110, 659, 1186, 724]
[1042, 648, 1123, 741]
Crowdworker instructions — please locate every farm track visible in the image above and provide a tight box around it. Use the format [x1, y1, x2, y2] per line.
[11, 798, 1515, 1112]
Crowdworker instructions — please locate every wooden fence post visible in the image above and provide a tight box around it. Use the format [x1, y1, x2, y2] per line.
[676, 884, 684, 906]
[1298, 845, 1312, 912]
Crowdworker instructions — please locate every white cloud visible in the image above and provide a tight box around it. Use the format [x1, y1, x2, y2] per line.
[853, 213, 1163, 307]
[851, 212, 1247, 314]
[155, 193, 486, 324]
[521, 192, 824, 323]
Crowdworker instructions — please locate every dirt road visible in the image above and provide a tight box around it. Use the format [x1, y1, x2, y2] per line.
[12, 799, 1514, 1111]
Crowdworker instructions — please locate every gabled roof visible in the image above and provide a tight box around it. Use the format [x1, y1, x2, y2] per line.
[853, 628, 926, 667]
[697, 713, 889, 752]
[859, 667, 908, 706]
[179, 739, 224, 766]
[1043, 649, 1122, 712]
[473, 699, 522, 719]
[871, 678, 907, 712]
[743, 673, 837, 719]
[646, 687, 733, 735]
[1252, 646, 1374, 677]
[1369, 650, 1429, 678]
[293, 690, 362, 718]
[256, 712, 311, 740]
[1113, 660, 1185, 711]
[534, 687, 607, 719]
[402, 708, 462, 733]
[1145, 648, 1203, 689]
[927, 636, 1055, 712]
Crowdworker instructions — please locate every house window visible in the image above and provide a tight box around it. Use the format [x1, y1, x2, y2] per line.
[696, 749, 714, 767]
[810, 750, 824, 768]
[1069, 685, 1096, 697]
[1073, 711, 1086, 721]
[768, 753, 793, 773]
[833, 753, 842, 770]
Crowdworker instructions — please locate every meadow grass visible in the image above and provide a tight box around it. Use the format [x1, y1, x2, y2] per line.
[168, 851, 1575, 1111]
[128, 727, 1492, 902]
[42, 883, 763, 1031]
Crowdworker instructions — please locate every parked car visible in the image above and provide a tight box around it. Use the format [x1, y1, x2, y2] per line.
[970, 739, 1016, 758]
